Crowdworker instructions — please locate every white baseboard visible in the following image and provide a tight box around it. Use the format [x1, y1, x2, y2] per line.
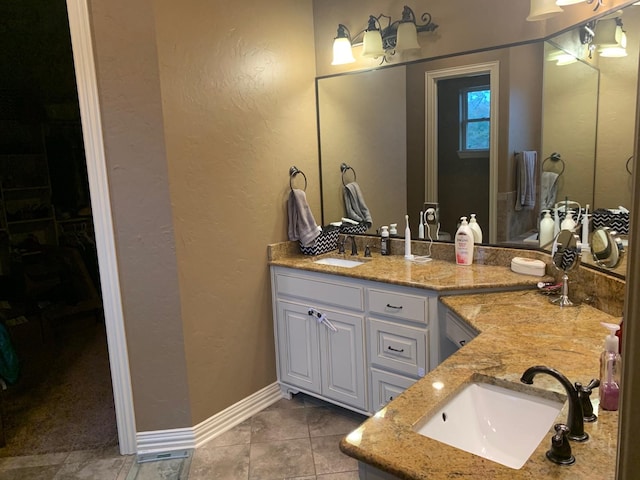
[136, 382, 283, 454]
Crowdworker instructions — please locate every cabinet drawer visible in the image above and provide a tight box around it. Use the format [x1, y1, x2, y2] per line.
[368, 318, 427, 377]
[274, 270, 364, 311]
[368, 288, 427, 324]
[445, 310, 478, 349]
[370, 368, 415, 412]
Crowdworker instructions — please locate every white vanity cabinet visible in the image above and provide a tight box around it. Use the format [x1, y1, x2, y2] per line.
[272, 267, 367, 411]
[271, 266, 438, 415]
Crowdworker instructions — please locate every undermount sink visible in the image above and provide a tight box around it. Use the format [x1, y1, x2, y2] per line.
[313, 257, 366, 268]
[413, 378, 564, 469]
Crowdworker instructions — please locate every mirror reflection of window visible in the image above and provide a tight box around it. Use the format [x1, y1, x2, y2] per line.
[460, 87, 491, 152]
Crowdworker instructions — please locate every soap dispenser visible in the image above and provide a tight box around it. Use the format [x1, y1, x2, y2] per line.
[561, 210, 576, 231]
[539, 210, 555, 248]
[468, 214, 483, 243]
[380, 226, 390, 256]
[599, 322, 622, 411]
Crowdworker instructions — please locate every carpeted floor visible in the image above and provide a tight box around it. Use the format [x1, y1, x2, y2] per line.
[0, 313, 118, 457]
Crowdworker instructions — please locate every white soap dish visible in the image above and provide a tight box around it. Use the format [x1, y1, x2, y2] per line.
[511, 257, 546, 277]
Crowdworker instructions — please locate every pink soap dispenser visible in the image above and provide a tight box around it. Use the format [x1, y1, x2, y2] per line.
[599, 322, 622, 411]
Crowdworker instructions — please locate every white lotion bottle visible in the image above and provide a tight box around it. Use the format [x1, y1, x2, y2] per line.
[561, 210, 576, 231]
[468, 213, 483, 243]
[455, 216, 474, 265]
[404, 214, 413, 260]
[539, 210, 555, 248]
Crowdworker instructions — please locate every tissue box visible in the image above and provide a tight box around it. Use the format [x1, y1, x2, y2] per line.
[511, 257, 546, 277]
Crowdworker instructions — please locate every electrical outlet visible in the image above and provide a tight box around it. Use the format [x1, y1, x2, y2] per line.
[423, 202, 439, 227]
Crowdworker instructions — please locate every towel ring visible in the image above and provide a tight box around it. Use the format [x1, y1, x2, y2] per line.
[542, 152, 565, 177]
[340, 163, 357, 186]
[289, 166, 307, 191]
[626, 156, 633, 175]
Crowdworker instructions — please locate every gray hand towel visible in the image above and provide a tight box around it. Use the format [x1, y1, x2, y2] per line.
[515, 151, 537, 211]
[541, 171, 559, 210]
[343, 182, 372, 226]
[287, 189, 321, 247]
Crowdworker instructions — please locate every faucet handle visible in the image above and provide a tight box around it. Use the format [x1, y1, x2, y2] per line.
[337, 238, 345, 254]
[546, 423, 575, 465]
[575, 379, 600, 422]
[364, 245, 372, 257]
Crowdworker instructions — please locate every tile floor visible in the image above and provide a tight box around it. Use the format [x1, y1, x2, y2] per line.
[0, 393, 366, 479]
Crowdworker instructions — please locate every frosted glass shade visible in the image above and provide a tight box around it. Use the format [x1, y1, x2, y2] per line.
[331, 37, 355, 65]
[527, 0, 563, 21]
[600, 29, 628, 57]
[556, 0, 585, 5]
[595, 20, 627, 57]
[362, 29, 384, 58]
[396, 22, 420, 51]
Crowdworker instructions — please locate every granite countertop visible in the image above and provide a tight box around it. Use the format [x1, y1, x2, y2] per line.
[340, 290, 620, 479]
[268, 241, 553, 292]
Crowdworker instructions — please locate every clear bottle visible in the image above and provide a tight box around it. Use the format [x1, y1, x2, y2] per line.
[468, 213, 483, 243]
[454, 216, 474, 265]
[380, 226, 390, 256]
[599, 322, 622, 411]
[539, 210, 555, 248]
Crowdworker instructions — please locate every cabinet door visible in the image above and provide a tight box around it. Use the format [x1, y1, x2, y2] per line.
[276, 301, 321, 394]
[370, 368, 416, 413]
[319, 309, 367, 411]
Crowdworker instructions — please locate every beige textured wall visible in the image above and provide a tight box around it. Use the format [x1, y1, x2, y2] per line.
[594, 5, 640, 209]
[88, 0, 191, 430]
[318, 67, 407, 230]
[89, 0, 317, 430]
[543, 46, 599, 207]
[153, 0, 317, 424]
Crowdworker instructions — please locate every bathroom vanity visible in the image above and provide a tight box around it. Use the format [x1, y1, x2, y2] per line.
[269, 241, 553, 415]
[272, 266, 437, 414]
[268, 240, 622, 479]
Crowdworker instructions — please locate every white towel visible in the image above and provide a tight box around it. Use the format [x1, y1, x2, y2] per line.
[541, 171, 559, 211]
[343, 182, 373, 226]
[287, 189, 321, 247]
[515, 151, 537, 211]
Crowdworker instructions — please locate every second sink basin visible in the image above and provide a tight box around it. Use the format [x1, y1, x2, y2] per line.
[313, 257, 366, 268]
[413, 378, 564, 469]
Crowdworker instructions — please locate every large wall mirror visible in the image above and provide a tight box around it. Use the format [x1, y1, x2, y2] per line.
[316, 4, 638, 279]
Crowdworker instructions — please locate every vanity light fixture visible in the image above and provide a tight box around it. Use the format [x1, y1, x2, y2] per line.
[527, 0, 603, 22]
[330, 5, 438, 65]
[595, 18, 628, 57]
[527, 0, 564, 22]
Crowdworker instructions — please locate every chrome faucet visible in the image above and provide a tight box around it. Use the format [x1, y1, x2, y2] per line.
[344, 235, 358, 256]
[520, 366, 588, 442]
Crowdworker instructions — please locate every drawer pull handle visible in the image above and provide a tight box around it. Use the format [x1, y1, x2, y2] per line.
[459, 340, 466, 346]
[388, 346, 404, 353]
[386, 304, 403, 310]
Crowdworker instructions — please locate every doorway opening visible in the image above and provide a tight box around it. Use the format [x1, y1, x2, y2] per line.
[425, 61, 499, 243]
[0, 0, 114, 456]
